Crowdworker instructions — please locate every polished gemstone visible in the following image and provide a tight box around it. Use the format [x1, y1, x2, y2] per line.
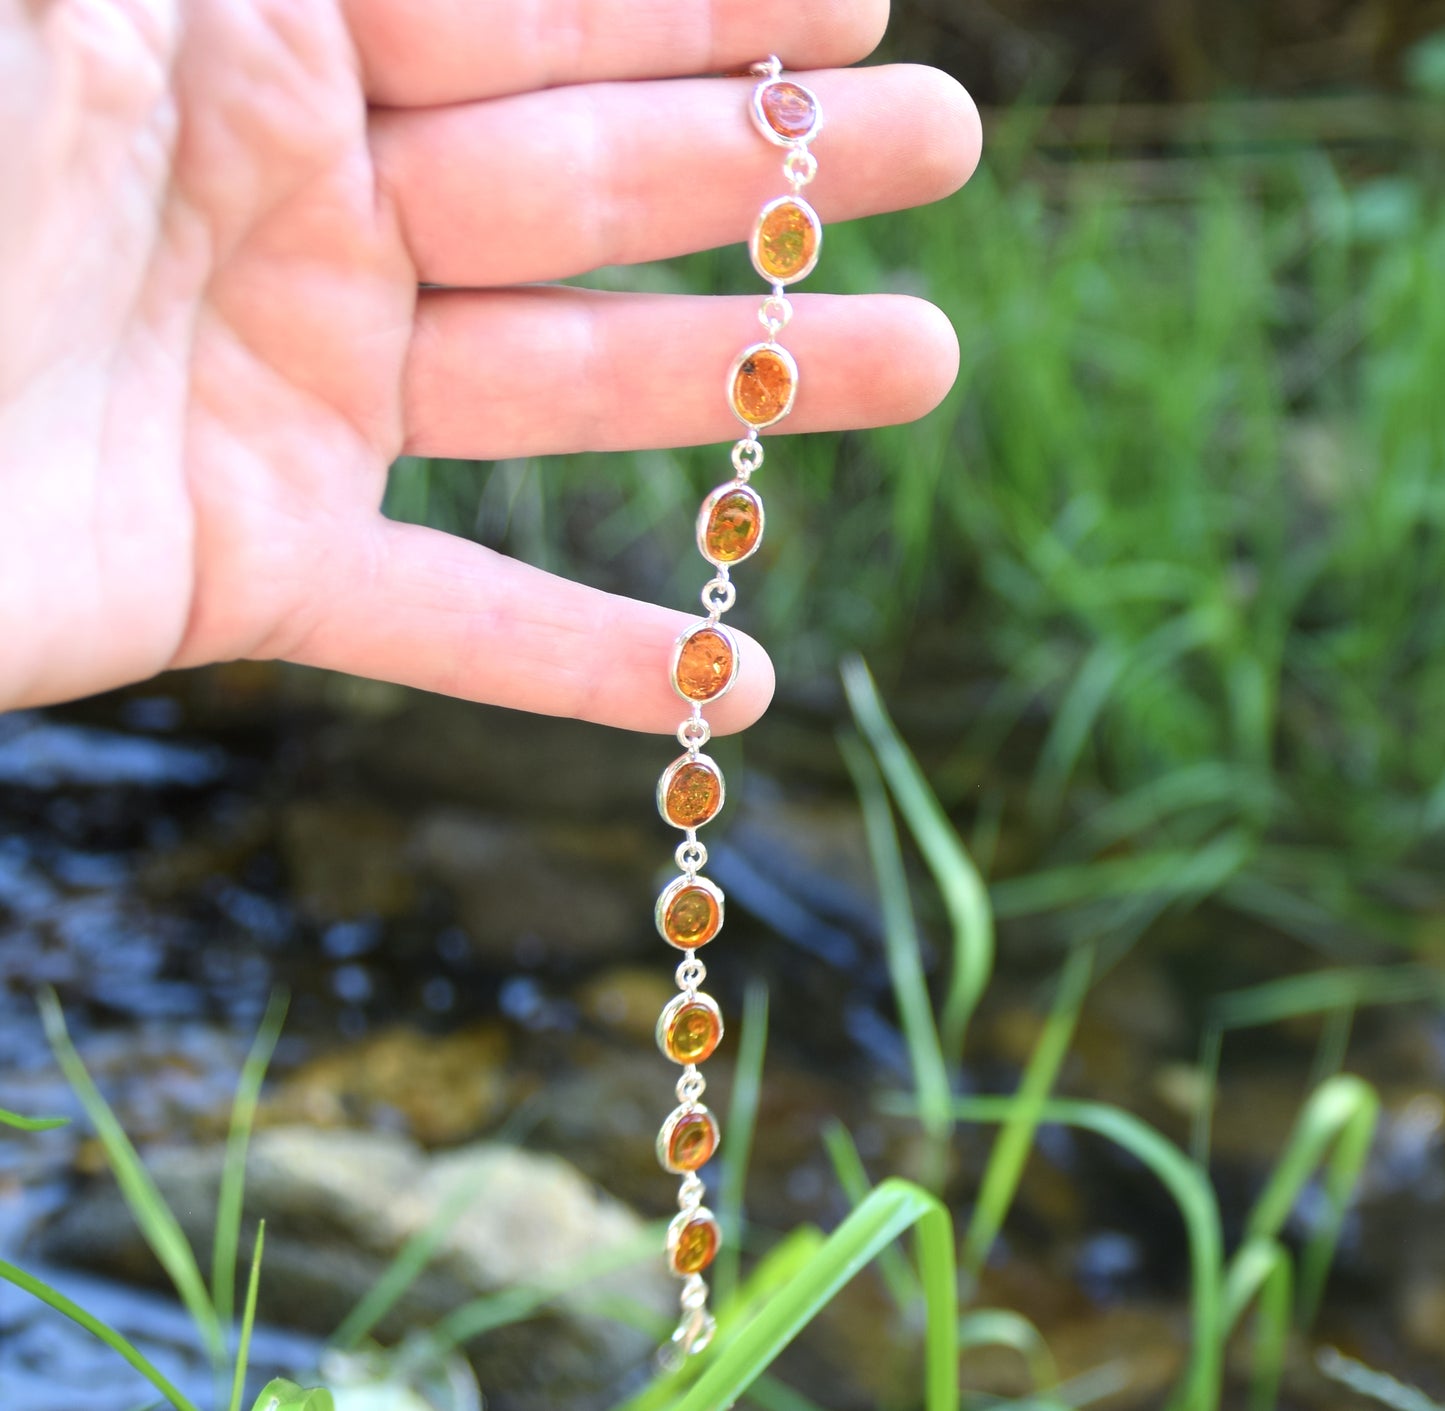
[671, 1215, 721, 1276]
[660, 756, 724, 829]
[760, 81, 819, 141]
[661, 883, 721, 949]
[731, 346, 795, 427]
[666, 1110, 719, 1171]
[701, 486, 764, 565]
[674, 627, 735, 702]
[662, 999, 723, 1064]
[754, 198, 820, 284]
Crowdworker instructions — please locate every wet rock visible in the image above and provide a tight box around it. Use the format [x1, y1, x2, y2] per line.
[577, 968, 676, 1044]
[410, 810, 650, 966]
[36, 1127, 672, 1411]
[265, 1026, 515, 1146]
[281, 799, 416, 921]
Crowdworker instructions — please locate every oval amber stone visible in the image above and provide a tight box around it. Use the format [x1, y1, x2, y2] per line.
[674, 627, 735, 702]
[671, 1215, 721, 1276]
[663, 885, 721, 949]
[755, 199, 819, 284]
[664, 761, 723, 828]
[668, 1111, 719, 1171]
[702, 487, 763, 565]
[761, 81, 819, 141]
[664, 1001, 723, 1064]
[732, 347, 795, 427]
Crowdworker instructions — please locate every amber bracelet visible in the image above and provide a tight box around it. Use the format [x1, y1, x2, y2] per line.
[650, 54, 823, 1365]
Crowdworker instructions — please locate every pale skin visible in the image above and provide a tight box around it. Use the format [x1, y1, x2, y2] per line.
[0, 0, 980, 733]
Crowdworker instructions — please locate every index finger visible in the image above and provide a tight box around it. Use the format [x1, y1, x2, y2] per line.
[343, 0, 890, 106]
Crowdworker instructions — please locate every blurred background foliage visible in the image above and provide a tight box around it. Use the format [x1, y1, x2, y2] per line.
[386, 12, 1445, 965]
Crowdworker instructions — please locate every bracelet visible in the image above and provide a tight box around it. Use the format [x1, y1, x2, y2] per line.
[651, 53, 823, 1367]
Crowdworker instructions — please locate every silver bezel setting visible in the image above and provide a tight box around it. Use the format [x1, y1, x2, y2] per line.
[728, 341, 798, 431]
[654, 874, 725, 951]
[696, 481, 766, 569]
[657, 752, 726, 830]
[750, 195, 823, 287]
[749, 78, 824, 148]
[666, 1205, 721, 1276]
[670, 621, 740, 705]
[657, 1103, 720, 1174]
[656, 991, 725, 1063]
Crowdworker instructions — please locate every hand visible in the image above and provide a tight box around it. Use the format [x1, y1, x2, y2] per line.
[0, 0, 979, 731]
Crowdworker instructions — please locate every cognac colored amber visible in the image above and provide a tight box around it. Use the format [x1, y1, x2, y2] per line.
[671, 1215, 720, 1276]
[663, 760, 724, 828]
[664, 1000, 723, 1064]
[674, 628, 735, 702]
[702, 487, 764, 564]
[663, 884, 721, 949]
[667, 1110, 718, 1171]
[760, 81, 818, 141]
[755, 199, 819, 284]
[732, 347, 794, 427]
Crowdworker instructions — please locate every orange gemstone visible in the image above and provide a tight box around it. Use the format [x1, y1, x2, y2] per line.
[662, 759, 724, 829]
[674, 628, 735, 702]
[667, 1110, 718, 1170]
[760, 81, 818, 141]
[663, 884, 721, 949]
[755, 200, 819, 283]
[671, 1215, 721, 1275]
[664, 1001, 723, 1064]
[732, 347, 795, 427]
[702, 487, 764, 564]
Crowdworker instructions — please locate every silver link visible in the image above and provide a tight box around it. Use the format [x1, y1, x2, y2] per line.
[731, 437, 765, 479]
[783, 145, 818, 188]
[677, 1173, 706, 1212]
[702, 577, 737, 618]
[758, 292, 793, 338]
[676, 956, 706, 991]
[677, 714, 711, 753]
[675, 838, 707, 875]
[675, 1066, 706, 1104]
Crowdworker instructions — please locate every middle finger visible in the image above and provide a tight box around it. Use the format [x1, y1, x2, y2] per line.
[371, 64, 980, 288]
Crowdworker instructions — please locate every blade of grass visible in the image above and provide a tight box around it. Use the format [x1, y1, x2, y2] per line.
[228, 1223, 266, 1411]
[0, 1106, 69, 1131]
[1222, 1237, 1292, 1411]
[215, 991, 289, 1330]
[0, 1259, 202, 1411]
[715, 980, 770, 1309]
[821, 1118, 919, 1312]
[958, 1307, 1060, 1389]
[839, 729, 952, 1190]
[962, 944, 1094, 1279]
[331, 1151, 496, 1350]
[617, 1228, 831, 1411]
[431, 1223, 665, 1351]
[38, 989, 224, 1367]
[842, 654, 994, 1069]
[884, 1093, 1223, 1411]
[670, 1179, 959, 1411]
[1242, 1074, 1378, 1326]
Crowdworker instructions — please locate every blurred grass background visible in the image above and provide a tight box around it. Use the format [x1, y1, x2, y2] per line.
[385, 12, 1445, 970]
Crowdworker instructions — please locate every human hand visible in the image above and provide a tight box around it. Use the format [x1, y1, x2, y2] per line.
[0, 0, 979, 731]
